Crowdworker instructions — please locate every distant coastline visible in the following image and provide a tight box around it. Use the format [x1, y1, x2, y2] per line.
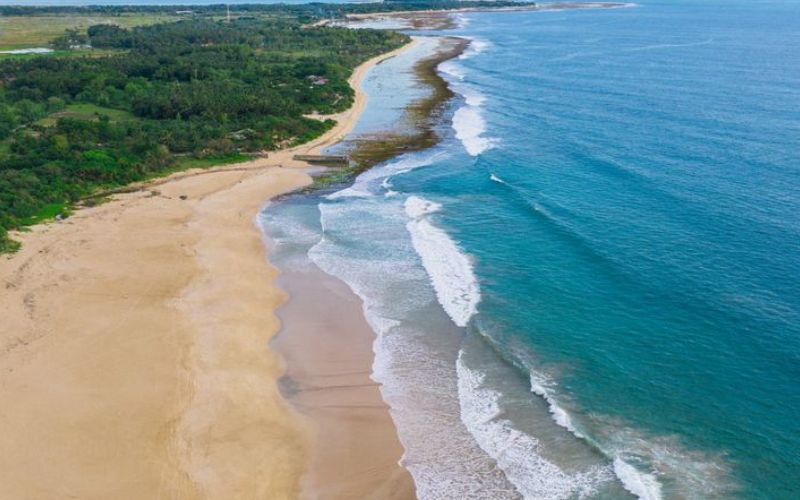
[344, 2, 631, 29]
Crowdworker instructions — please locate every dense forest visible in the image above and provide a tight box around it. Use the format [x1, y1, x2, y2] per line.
[0, 17, 410, 251]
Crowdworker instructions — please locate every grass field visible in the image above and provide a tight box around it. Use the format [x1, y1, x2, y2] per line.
[0, 13, 178, 50]
[36, 103, 137, 127]
[17, 202, 70, 226]
[171, 153, 251, 171]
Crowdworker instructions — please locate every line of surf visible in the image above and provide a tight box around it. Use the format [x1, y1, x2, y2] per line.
[440, 37, 496, 157]
[404, 195, 480, 327]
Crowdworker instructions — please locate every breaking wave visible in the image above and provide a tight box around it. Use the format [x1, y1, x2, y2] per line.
[404, 195, 480, 327]
[457, 352, 612, 499]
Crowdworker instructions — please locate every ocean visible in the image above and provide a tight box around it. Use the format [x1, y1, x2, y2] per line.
[263, 1, 800, 498]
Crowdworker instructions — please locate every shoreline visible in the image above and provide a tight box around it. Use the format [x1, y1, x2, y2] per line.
[0, 39, 417, 498]
[312, 36, 468, 191]
[271, 262, 417, 499]
[266, 35, 469, 499]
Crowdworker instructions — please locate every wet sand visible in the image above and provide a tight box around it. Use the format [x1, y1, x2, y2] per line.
[272, 264, 416, 499]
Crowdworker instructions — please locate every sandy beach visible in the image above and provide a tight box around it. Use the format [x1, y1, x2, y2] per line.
[0, 39, 418, 499]
[272, 264, 416, 500]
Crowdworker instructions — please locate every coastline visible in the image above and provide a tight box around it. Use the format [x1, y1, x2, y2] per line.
[312, 36, 468, 191]
[271, 263, 416, 499]
[344, 2, 630, 29]
[0, 39, 417, 498]
[265, 36, 471, 500]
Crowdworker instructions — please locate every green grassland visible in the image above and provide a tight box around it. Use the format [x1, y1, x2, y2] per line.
[0, 13, 176, 50]
[170, 153, 250, 171]
[16, 201, 70, 226]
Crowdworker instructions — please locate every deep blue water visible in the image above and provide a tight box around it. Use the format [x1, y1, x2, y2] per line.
[265, 2, 800, 498]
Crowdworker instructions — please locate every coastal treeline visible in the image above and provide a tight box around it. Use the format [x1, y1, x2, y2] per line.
[0, 18, 408, 251]
[0, 1, 527, 18]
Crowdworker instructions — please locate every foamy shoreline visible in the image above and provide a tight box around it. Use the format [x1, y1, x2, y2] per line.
[0, 39, 417, 499]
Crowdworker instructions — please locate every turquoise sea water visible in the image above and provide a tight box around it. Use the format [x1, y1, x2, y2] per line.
[265, 2, 800, 498]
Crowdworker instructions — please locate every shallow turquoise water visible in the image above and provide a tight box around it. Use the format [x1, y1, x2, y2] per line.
[266, 2, 800, 498]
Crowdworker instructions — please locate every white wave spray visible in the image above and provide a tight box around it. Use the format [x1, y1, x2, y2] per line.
[404, 195, 480, 327]
[527, 367, 734, 499]
[530, 371, 664, 500]
[453, 105, 494, 156]
[613, 458, 663, 500]
[457, 352, 612, 499]
[306, 150, 522, 499]
[443, 37, 496, 157]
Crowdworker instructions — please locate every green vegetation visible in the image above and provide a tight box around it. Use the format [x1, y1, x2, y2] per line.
[35, 103, 136, 127]
[0, 1, 525, 20]
[0, 227, 20, 252]
[0, 14, 174, 50]
[171, 153, 250, 171]
[17, 202, 70, 226]
[0, 17, 409, 250]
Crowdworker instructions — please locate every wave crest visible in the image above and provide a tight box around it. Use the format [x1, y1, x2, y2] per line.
[405, 195, 480, 327]
[527, 370, 734, 500]
[458, 352, 612, 499]
[453, 105, 495, 156]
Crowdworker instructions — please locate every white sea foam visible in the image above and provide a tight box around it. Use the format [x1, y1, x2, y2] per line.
[606, 428, 733, 500]
[529, 372, 584, 438]
[453, 105, 494, 156]
[454, 13, 471, 29]
[439, 38, 490, 80]
[326, 149, 445, 202]
[461, 87, 486, 107]
[460, 38, 491, 60]
[404, 195, 442, 218]
[613, 458, 663, 500]
[309, 184, 520, 498]
[258, 203, 324, 270]
[457, 353, 608, 499]
[530, 371, 665, 500]
[490, 173, 508, 185]
[404, 196, 480, 327]
[527, 370, 735, 499]
[439, 39, 495, 157]
[439, 60, 465, 80]
[367, 150, 445, 191]
[326, 186, 373, 200]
